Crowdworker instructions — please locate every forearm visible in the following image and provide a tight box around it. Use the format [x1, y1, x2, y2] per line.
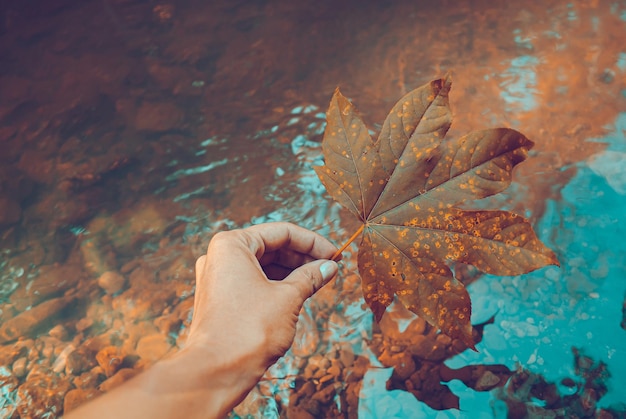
[66, 345, 264, 419]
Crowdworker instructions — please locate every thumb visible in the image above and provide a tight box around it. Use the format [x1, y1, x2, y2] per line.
[284, 259, 338, 301]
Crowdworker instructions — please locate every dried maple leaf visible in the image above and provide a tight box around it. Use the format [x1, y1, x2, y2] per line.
[314, 76, 559, 349]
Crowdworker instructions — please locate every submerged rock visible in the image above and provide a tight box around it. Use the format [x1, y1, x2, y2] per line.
[65, 347, 97, 376]
[135, 334, 172, 363]
[0, 297, 74, 344]
[97, 271, 126, 295]
[10, 263, 83, 311]
[134, 100, 184, 132]
[16, 366, 72, 418]
[95, 346, 124, 378]
[0, 196, 21, 227]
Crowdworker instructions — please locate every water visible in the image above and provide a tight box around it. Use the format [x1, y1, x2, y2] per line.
[0, 0, 625, 417]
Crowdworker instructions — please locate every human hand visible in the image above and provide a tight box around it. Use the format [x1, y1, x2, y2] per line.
[65, 222, 339, 419]
[186, 222, 339, 383]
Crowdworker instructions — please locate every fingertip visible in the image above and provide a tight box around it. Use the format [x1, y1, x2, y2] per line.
[285, 259, 338, 302]
[319, 260, 338, 283]
[195, 255, 206, 277]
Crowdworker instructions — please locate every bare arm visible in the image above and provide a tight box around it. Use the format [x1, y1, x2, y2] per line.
[66, 222, 339, 418]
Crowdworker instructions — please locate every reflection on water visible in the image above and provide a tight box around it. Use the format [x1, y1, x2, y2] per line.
[499, 55, 540, 114]
[0, 0, 625, 417]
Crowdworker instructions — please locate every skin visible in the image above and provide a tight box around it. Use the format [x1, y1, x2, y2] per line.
[66, 222, 339, 419]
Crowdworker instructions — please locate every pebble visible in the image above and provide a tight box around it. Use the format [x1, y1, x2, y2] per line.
[66, 347, 96, 376]
[296, 380, 316, 399]
[0, 196, 21, 227]
[326, 360, 342, 378]
[10, 264, 82, 311]
[12, 357, 27, 378]
[97, 271, 126, 295]
[312, 382, 336, 404]
[134, 101, 184, 132]
[0, 296, 73, 344]
[339, 347, 355, 368]
[73, 367, 105, 389]
[16, 366, 72, 418]
[154, 314, 182, 335]
[391, 353, 416, 381]
[75, 317, 94, 333]
[475, 370, 501, 391]
[135, 334, 172, 363]
[49, 324, 69, 341]
[95, 346, 124, 377]
[284, 406, 316, 419]
[52, 344, 76, 373]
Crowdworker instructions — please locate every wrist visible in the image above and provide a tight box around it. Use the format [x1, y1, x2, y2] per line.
[162, 342, 265, 417]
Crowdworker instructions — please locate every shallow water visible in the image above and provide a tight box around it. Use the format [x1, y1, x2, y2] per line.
[0, 0, 625, 417]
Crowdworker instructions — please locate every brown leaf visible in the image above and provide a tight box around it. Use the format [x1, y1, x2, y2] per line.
[315, 76, 559, 349]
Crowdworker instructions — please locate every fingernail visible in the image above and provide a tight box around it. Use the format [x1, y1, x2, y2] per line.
[319, 260, 338, 281]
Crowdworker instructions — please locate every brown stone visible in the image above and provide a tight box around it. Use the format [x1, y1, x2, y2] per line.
[10, 263, 83, 311]
[390, 353, 416, 381]
[12, 356, 27, 378]
[153, 313, 182, 335]
[118, 322, 159, 355]
[41, 188, 102, 229]
[175, 297, 194, 326]
[0, 196, 21, 227]
[52, 344, 76, 373]
[66, 347, 97, 376]
[112, 286, 176, 321]
[73, 367, 105, 389]
[16, 366, 72, 418]
[97, 271, 126, 295]
[326, 360, 342, 378]
[17, 149, 56, 184]
[377, 348, 395, 368]
[49, 324, 69, 341]
[348, 356, 369, 382]
[343, 382, 361, 417]
[80, 335, 111, 354]
[41, 337, 57, 360]
[75, 317, 94, 333]
[284, 405, 316, 419]
[79, 237, 118, 276]
[98, 368, 139, 392]
[312, 383, 336, 404]
[95, 346, 124, 377]
[134, 100, 183, 132]
[339, 346, 355, 368]
[0, 167, 35, 201]
[135, 334, 172, 363]
[0, 341, 29, 367]
[475, 370, 501, 391]
[63, 388, 101, 413]
[0, 296, 73, 344]
[318, 373, 334, 385]
[296, 380, 316, 400]
[0, 302, 18, 325]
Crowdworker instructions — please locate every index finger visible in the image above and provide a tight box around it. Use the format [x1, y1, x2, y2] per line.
[244, 222, 338, 261]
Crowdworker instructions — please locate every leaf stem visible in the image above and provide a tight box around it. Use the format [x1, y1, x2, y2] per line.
[331, 224, 365, 261]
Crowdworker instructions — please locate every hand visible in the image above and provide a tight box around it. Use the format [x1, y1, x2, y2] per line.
[66, 222, 338, 419]
[187, 222, 339, 373]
